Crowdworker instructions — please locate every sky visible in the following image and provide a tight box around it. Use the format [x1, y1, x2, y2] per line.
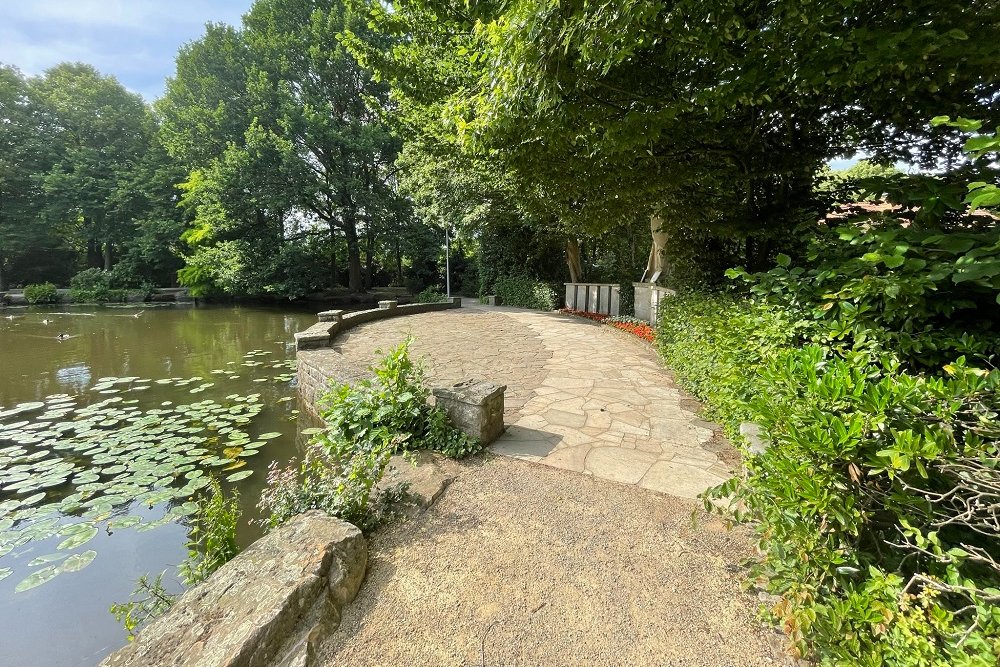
[0, 0, 250, 101]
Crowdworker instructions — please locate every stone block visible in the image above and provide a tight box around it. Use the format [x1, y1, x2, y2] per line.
[377, 300, 397, 310]
[100, 511, 366, 667]
[486, 295, 501, 306]
[449, 296, 463, 307]
[432, 379, 506, 445]
[317, 310, 344, 323]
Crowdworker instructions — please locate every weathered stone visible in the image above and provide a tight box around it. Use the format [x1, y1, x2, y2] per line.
[100, 511, 366, 667]
[377, 300, 397, 310]
[317, 310, 344, 323]
[378, 450, 462, 509]
[486, 295, 501, 306]
[432, 379, 506, 445]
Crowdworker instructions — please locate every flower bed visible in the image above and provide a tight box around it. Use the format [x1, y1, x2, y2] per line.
[559, 309, 654, 342]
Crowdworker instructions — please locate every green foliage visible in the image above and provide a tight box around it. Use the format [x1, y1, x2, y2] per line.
[317, 339, 479, 460]
[177, 477, 241, 586]
[69, 268, 125, 303]
[109, 572, 176, 642]
[415, 287, 447, 303]
[655, 291, 807, 436]
[22, 282, 58, 304]
[658, 287, 1000, 664]
[728, 223, 1000, 370]
[257, 440, 396, 533]
[109, 479, 241, 640]
[259, 339, 478, 532]
[492, 276, 558, 311]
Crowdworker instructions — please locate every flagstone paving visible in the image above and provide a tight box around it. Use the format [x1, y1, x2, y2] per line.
[297, 300, 736, 499]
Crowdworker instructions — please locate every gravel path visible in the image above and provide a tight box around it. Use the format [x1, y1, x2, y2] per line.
[317, 455, 786, 667]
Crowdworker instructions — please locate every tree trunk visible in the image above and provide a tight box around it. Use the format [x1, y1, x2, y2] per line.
[103, 243, 113, 271]
[328, 220, 339, 287]
[343, 215, 365, 293]
[394, 237, 403, 285]
[86, 236, 101, 268]
[0, 261, 6, 292]
[565, 238, 583, 283]
[364, 224, 375, 289]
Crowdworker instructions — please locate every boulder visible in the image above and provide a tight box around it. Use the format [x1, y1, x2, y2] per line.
[100, 511, 366, 667]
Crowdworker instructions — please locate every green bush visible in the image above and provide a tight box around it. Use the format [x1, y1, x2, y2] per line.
[657, 286, 1000, 664]
[258, 339, 479, 532]
[493, 275, 558, 310]
[70, 268, 125, 303]
[23, 282, 58, 304]
[655, 291, 807, 437]
[415, 286, 447, 303]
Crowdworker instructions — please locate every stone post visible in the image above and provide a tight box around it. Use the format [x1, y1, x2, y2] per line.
[378, 300, 398, 310]
[318, 309, 344, 323]
[432, 379, 506, 445]
[450, 296, 463, 307]
[486, 295, 501, 306]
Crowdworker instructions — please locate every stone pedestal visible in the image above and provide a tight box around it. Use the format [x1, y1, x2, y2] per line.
[486, 295, 501, 306]
[378, 300, 397, 310]
[318, 309, 344, 323]
[432, 379, 506, 445]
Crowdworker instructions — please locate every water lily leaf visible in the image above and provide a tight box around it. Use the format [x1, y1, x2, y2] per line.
[0, 567, 12, 582]
[258, 432, 281, 440]
[222, 460, 246, 471]
[226, 470, 253, 482]
[57, 524, 98, 550]
[223, 447, 243, 459]
[28, 553, 68, 567]
[15, 565, 60, 592]
[60, 550, 97, 573]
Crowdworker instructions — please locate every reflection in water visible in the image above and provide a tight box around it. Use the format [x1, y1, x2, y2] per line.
[0, 303, 318, 667]
[55, 363, 92, 392]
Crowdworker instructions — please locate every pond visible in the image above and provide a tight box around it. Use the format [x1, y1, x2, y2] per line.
[0, 303, 318, 667]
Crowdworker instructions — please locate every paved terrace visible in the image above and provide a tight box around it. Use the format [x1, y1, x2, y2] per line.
[297, 301, 735, 499]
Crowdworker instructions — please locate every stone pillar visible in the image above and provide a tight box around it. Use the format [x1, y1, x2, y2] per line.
[486, 295, 501, 306]
[449, 297, 463, 307]
[432, 379, 506, 445]
[633, 282, 653, 323]
[378, 300, 397, 310]
[318, 309, 344, 323]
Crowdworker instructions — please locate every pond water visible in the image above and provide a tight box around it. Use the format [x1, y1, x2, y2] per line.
[0, 303, 319, 667]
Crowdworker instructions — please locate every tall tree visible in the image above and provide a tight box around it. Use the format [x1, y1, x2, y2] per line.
[33, 63, 156, 271]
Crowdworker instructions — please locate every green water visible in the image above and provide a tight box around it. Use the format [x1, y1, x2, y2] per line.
[0, 303, 318, 667]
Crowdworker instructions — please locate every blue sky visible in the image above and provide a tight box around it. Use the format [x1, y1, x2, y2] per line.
[0, 1, 250, 101]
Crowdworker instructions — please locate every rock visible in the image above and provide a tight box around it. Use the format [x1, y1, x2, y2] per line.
[100, 511, 366, 667]
[378, 450, 462, 509]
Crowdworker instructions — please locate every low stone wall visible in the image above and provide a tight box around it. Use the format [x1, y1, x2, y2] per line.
[100, 511, 366, 667]
[294, 298, 462, 351]
[295, 298, 463, 408]
[1, 287, 190, 306]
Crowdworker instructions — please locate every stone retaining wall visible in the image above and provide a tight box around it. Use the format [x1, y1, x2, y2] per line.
[100, 512, 366, 667]
[295, 298, 463, 408]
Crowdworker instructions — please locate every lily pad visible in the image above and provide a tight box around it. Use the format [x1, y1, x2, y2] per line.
[226, 470, 254, 483]
[15, 566, 60, 593]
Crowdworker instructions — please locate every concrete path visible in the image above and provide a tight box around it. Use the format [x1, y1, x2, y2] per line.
[317, 457, 787, 667]
[297, 301, 735, 499]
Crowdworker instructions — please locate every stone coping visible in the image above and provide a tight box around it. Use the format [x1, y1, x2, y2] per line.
[563, 282, 620, 287]
[294, 298, 462, 350]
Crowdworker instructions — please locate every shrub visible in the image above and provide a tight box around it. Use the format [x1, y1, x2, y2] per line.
[69, 268, 125, 303]
[493, 275, 558, 310]
[657, 286, 1000, 664]
[23, 282, 58, 304]
[415, 286, 447, 303]
[655, 291, 807, 437]
[258, 339, 479, 532]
